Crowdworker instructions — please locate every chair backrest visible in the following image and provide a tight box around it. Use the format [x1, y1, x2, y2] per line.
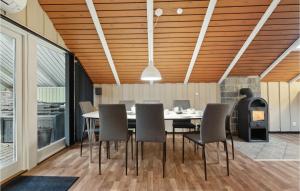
[143, 100, 161, 104]
[98, 104, 128, 141]
[119, 100, 135, 111]
[200, 104, 231, 143]
[173, 100, 191, 110]
[136, 104, 165, 142]
[79, 101, 95, 114]
[226, 102, 237, 131]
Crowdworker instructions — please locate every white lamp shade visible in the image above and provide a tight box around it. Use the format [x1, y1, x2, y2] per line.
[141, 65, 162, 81]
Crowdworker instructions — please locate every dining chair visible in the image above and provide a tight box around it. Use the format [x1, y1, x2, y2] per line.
[119, 100, 136, 131]
[135, 104, 167, 177]
[172, 100, 196, 150]
[98, 104, 133, 175]
[182, 103, 231, 180]
[79, 101, 99, 156]
[225, 103, 236, 160]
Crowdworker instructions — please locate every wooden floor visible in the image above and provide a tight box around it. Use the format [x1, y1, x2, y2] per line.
[25, 135, 300, 191]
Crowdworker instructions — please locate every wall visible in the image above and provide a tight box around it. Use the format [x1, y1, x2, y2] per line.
[220, 77, 261, 133]
[94, 83, 220, 109]
[94, 83, 220, 132]
[261, 82, 300, 132]
[4, 0, 67, 49]
[75, 61, 93, 141]
[37, 87, 65, 103]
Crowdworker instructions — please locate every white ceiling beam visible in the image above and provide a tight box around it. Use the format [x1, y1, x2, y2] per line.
[85, 0, 120, 85]
[289, 73, 300, 83]
[260, 37, 300, 79]
[218, 0, 281, 84]
[184, 0, 217, 84]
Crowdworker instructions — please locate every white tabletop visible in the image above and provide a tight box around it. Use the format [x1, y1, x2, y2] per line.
[83, 110, 203, 120]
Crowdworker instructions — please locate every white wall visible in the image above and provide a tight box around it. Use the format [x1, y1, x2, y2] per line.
[261, 82, 300, 132]
[94, 83, 220, 110]
[37, 87, 65, 103]
[4, 0, 67, 49]
[94, 82, 300, 132]
[93, 83, 220, 132]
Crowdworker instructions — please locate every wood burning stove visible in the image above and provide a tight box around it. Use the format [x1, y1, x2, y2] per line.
[237, 88, 269, 142]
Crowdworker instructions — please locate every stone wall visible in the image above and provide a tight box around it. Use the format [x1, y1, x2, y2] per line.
[220, 77, 261, 133]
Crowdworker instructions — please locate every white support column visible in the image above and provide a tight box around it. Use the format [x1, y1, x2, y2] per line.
[290, 73, 300, 83]
[218, 0, 281, 84]
[260, 38, 300, 79]
[184, 0, 217, 84]
[85, 0, 120, 85]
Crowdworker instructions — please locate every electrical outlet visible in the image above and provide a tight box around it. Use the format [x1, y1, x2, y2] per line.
[292, 122, 297, 127]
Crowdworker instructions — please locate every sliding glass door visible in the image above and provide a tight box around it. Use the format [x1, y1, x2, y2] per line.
[0, 27, 23, 180]
[36, 40, 67, 162]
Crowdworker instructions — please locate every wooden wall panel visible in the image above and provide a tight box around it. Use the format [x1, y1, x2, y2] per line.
[94, 83, 219, 110]
[261, 82, 300, 132]
[94, 82, 219, 131]
[268, 82, 281, 131]
[289, 82, 300, 131]
[279, 82, 291, 131]
[27, 0, 44, 35]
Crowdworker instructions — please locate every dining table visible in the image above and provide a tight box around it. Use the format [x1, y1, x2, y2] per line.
[82, 110, 203, 163]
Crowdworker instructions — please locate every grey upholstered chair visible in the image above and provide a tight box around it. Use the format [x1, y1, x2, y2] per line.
[182, 103, 231, 180]
[172, 100, 196, 150]
[79, 101, 99, 156]
[119, 100, 136, 130]
[98, 104, 133, 175]
[135, 104, 167, 177]
[225, 103, 237, 160]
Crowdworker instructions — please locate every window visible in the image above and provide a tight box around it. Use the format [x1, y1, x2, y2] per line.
[36, 43, 66, 149]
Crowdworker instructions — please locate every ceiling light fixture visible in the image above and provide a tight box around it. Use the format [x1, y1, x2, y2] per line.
[141, 61, 162, 81]
[155, 8, 163, 17]
[141, 0, 162, 82]
[177, 8, 183, 14]
[296, 44, 300, 50]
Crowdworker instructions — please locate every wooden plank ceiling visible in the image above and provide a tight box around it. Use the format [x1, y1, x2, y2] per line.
[39, 0, 300, 84]
[230, 0, 300, 79]
[262, 51, 300, 82]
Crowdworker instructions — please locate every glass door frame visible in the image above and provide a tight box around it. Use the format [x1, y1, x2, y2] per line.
[33, 37, 68, 163]
[0, 24, 24, 181]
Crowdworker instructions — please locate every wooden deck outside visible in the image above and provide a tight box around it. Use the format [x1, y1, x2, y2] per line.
[0, 143, 14, 166]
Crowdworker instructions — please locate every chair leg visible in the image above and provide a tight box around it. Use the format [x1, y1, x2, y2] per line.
[141, 142, 144, 160]
[203, 144, 207, 181]
[131, 135, 134, 160]
[163, 142, 166, 178]
[80, 130, 85, 157]
[115, 141, 118, 151]
[99, 141, 102, 175]
[230, 132, 234, 160]
[106, 141, 110, 159]
[173, 127, 175, 151]
[182, 135, 185, 163]
[126, 140, 128, 175]
[136, 141, 139, 176]
[224, 141, 229, 176]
